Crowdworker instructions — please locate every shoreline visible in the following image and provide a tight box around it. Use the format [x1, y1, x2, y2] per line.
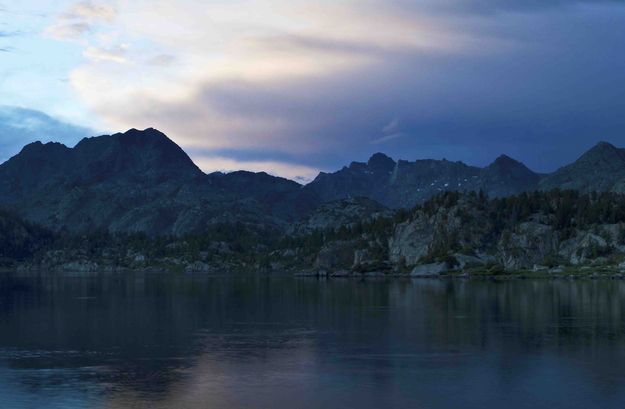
[3, 264, 625, 280]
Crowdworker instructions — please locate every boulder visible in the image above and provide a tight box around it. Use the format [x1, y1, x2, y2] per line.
[185, 261, 212, 273]
[410, 262, 448, 277]
[454, 253, 486, 269]
[561, 232, 610, 265]
[499, 222, 556, 270]
[389, 218, 433, 266]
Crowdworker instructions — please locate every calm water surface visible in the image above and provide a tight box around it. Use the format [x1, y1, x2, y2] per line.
[0, 273, 625, 408]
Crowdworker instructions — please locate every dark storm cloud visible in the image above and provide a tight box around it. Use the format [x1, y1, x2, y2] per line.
[402, 0, 625, 14]
[152, 2, 623, 173]
[46, 0, 625, 179]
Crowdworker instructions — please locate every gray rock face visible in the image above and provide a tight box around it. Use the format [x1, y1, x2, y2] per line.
[389, 218, 434, 266]
[454, 253, 489, 269]
[559, 232, 610, 265]
[498, 222, 557, 270]
[385, 193, 625, 272]
[389, 196, 495, 268]
[290, 197, 390, 235]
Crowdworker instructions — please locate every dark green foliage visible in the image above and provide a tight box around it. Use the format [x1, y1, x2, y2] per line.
[6, 189, 625, 271]
[416, 189, 625, 233]
[618, 223, 625, 245]
[542, 254, 569, 268]
[0, 210, 55, 263]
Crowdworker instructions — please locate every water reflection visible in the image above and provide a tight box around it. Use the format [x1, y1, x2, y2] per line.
[0, 274, 624, 408]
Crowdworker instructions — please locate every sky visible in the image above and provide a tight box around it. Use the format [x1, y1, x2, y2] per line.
[1, 0, 624, 182]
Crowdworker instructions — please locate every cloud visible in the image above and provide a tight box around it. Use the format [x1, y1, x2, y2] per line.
[68, 1, 116, 21]
[0, 30, 20, 37]
[193, 155, 320, 183]
[45, 1, 117, 40]
[67, 0, 501, 149]
[0, 30, 21, 53]
[46, 22, 91, 40]
[371, 118, 406, 144]
[0, 106, 94, 163]
[147, 54, 176, 67]
[83, 43, 129, 63]
[55, 0, 625, 178]
[402, 0, 625, 15]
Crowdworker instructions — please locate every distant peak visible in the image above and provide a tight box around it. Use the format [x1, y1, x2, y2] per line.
[485, 154, 537, 180]
[20, 140, 69, 154]
[75, 127, 175, 150]
[495, 154, 513, 161]
[579, 140, 623, 159]
[491, 154, 522, 166]
[487, 153, 514, 166]
[122, 127, 167, 138]
[369, 152, 393, 161]
[24, 141, 43, 148]
[591, 141, 617, 151]
[367, 152, 396, 172]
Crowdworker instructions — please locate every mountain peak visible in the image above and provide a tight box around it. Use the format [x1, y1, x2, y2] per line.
[16, 141, 70, 161]
[489, 154, 527, 170]
[593, 141, 616, 149]
[480, 153, 539, 197]
[367, 152, 396, 172]
[122, 127, 167, 138]
[577, 140, 625, 164]
[538, 141, 625, 192]
[67, 128, 203, 182]
[494, 154, 514, 162]
[581, 141, 619, 156]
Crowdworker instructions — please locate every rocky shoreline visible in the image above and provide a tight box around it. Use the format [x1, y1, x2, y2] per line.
[7, 260, 625, 281]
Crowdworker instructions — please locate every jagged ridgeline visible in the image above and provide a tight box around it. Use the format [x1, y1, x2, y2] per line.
[2, 127, 625, 273]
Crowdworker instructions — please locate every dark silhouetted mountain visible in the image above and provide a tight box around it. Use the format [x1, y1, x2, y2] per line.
[479, 154, 541, 197]
[539, 141, 625, 193]
[0, 128, 311, 235]
[305, 152, 542, 208]
[3, 128, 625, 236]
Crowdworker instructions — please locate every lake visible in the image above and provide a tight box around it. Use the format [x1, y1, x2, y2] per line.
[0, 273, 624, 408]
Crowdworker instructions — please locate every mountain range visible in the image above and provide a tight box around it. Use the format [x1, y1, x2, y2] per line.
[0, 127, 623, 235]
